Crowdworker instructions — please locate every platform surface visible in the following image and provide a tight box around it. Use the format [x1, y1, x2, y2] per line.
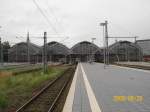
[63, 62, 150, 112]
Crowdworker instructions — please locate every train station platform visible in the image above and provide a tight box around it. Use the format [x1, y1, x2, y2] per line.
[63, 63, 150, 112]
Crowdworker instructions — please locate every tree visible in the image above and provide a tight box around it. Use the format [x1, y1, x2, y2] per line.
[1, 41, 11, 62]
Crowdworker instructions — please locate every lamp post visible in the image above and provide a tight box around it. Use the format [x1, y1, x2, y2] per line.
[100, 21, 109, 66]
[90, 38, 96, 62]
[91, 38, 96, 43]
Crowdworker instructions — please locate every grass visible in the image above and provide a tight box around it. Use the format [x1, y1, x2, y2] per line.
[0, 66, 68, 111]
[0, 64, 29, 71]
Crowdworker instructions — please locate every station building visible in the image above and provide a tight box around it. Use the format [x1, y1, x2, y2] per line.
[109, 41, 143, 62]
[8, 42, 40, 63]
[70, 41, 102, 63]
[8, 40, 144, 63]
[136, 39, 150, 61]
[38, 41, 70, 63]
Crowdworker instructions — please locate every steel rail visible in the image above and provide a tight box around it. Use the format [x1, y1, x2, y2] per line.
[15, 68, 71, 112]
[48, 68, 74, 112]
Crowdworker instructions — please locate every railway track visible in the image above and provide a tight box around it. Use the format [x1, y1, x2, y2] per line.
[15, 67, 75, 112]
[115, 63, 150, 70]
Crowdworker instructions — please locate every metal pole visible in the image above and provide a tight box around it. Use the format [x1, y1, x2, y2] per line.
[100, 21, 108, 66]
[87, 42, 89, 62]
[125, 43, 128, 61]
[43, 32, 48, 74]
[0, 37, 3, 65]
[103, 27, 106, 66]
[91, 38, 96, 62]
[15, 44, 17, 62]
[134, 36, 137, 43]
[69, 55, 71, 64]
[27, 32, 30, 64]
[105, 21, 109, 65]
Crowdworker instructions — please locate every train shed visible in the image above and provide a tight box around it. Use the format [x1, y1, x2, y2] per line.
[38, 41, 70, 63]
[70, 41, 102, 63]
[136, 39, 150, 61]
[8, 42, 40, 63]
[109, 41, 143, 62]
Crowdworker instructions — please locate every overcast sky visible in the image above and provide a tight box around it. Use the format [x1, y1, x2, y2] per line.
[0, 0, 150, 47]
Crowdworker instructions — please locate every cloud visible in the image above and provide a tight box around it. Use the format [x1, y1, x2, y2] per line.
[0, 0, 150, 47]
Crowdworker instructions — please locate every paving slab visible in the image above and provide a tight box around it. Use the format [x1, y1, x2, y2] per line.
[63, 62, 150, 112]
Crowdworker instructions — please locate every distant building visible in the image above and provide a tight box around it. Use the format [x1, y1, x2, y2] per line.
[8, 39, 145, 64]
[70, 41, 102, 63]
[109, 41, 143, 62]
[136, 39, 150, 61]
[8, 42, 40, 63]
[38, 41, 70, 63]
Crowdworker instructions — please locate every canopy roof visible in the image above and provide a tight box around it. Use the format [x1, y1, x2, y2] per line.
[71, 41, 101, 54]
[136, 39, 150, 56]
[38, 41, 70, 55]
[8, 42, 40, 55]
[109, 41, 142, 54]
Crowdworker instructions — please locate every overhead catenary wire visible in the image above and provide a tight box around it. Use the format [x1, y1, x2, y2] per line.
[108, 21, 139, 43]
[16, 36, 26, 41]
[46, 0, 64, 30]
[110, 21, 136, 37]
[48, 36, 69, 48]
[16, 32, 69, 48]
[33, 0, 59, 35]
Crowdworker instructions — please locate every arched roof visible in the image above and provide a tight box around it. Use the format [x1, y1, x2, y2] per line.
[71, 41, 101, 54]
[8, 42, 40, 55]
[136, 39, 150, 56]
[109, 41, 142, 54]
[48, 41, 70, 55]
[46, 41, 70, 55]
